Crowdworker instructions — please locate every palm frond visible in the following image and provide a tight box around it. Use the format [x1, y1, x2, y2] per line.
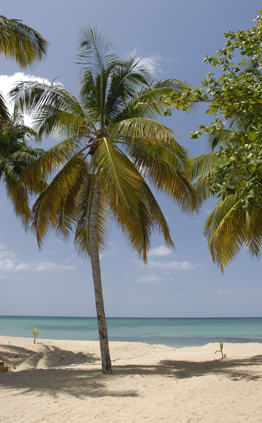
[191, 152, 218, 179]
[11, 147, 44, 162]
[77, 26, 116, 78]
[192, 152, 219, 200]
[112, 193, 152, 262]
[125, 139, 199, 212]
[112, 79, 188, 123]
[31, 155, 87, 246]
[244, 208, 262, 257]
[3, 160, 31, 228]
[140, 179, 173, 248]
[208, 129, 239, 150]
[193, 171, 216, 201]
[54, 160, 88, 240]
[77, 26, 118, 127]
[111, 117, 179, 147]
[112, 177, 174, 262]
[104, 56, 153, 120]
[92, 137, 142, 213]
[19, 135, 82, 193]
[204, 195, 246, 271]
[75, 176, 111, 257]
[10, 81, 98, 137]
[0, 15, 48, 67]
[127, 133, 190, 170]
[137, 78, 190, 117]
[0, 92, 10, 123]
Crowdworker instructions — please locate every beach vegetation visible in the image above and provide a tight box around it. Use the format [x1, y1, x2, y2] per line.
[215, 341, 226, 358]
[11, 27, 200, 373]
[31, 327, 41, 343]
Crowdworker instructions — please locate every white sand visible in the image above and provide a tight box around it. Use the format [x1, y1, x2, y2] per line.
[0, 336, 262, 423]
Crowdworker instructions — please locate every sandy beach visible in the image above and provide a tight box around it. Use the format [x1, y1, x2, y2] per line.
[0, 336, 262, 422]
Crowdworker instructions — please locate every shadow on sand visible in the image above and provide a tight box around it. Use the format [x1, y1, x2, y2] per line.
[113, 355, 262, 382]
[0, 346, 261, 399]
[0, 342, 98, 369]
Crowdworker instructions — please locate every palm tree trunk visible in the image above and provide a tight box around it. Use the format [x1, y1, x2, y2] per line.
[90, 182, 112, 374]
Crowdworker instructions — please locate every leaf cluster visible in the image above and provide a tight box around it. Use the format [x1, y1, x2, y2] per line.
[188, 10, 262, 134]
[208, 126, 262, 213]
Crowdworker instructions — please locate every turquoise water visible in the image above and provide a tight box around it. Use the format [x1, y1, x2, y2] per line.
[0, 316, 262, 348]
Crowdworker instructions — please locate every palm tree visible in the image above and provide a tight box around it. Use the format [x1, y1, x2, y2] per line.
[11, 27, 200, 373]
[0, 15, 48, 122]
[0, 117, 45, 227]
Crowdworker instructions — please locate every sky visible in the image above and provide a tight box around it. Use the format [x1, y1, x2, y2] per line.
[1, 0, 262, 318]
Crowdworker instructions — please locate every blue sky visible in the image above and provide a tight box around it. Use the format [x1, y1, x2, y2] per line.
[1, 1, 262, 318]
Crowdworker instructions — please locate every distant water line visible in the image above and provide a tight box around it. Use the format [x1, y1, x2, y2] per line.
[0, 316, 262, 348]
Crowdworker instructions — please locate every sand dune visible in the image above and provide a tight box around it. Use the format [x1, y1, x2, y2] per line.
[0, 336, 262, 422]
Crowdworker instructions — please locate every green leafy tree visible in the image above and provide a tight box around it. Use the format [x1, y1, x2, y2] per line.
[200, 123, 262, 271]
[11, 27, 199, 373]
[0, 15, 48, 123]
[172, 10, 262, 271]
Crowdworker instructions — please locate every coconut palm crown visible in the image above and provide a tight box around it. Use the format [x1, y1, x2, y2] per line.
[11, 27, 200, 373]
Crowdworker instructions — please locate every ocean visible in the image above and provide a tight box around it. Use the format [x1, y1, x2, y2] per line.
[1, 316, 262, 348]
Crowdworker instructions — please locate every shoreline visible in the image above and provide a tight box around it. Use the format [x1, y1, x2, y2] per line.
[2, 316, 262, 350]
[1, 336, 262, 422]
[1, 332, 262, 349]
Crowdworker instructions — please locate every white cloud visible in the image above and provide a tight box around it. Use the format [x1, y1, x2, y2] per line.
[205, 288, 234, 296]
[139, 53, 163, 75]
[107, 242, 118, 255]
[0, 246, 74, 278]
[204, 288, 250, 298]
[109, 247, 118, 254]
[64, 253, 77, 263]
[32, 261, 74, 272]
[148, 245, 171, 257]
[99, 242, 118, 260]
[147, 260, 197, 270]
[128, 48, 163, 76]
[0, 72, 55, 125]
[138, 273, 173, 282]
[0, 246, 17, 272]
